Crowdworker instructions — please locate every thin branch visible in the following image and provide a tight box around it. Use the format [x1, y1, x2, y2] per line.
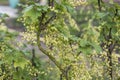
[98, 0, 101, 11]
[37, 29, 63, 72]
[48, 0, 54, 7]
[41, 14, 56, 30]
[106, 28, 114, 80]
[115, 8, 118, 16]
[44, 14, 56, 26]
[37, 12, 63, 72]
[31, 48, 36, 67]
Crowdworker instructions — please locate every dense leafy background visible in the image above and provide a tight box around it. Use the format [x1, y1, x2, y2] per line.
[0, 0, 120, 80]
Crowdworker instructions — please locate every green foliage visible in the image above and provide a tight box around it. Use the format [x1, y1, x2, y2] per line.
[0, 0, 120, 80]
[18, 0, 120, 80]
[0, 23, 58, 79]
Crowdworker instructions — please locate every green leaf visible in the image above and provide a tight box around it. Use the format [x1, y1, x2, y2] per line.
[91, 43, 102, 53]
[56, 24, 70, 38]
[14, 57, 29, 69]
[69, 35, 79, 42]
[78, 47, 92, 55]
[96, 12, 109, 19]
[23, 5, 41, 22]
[79, 39, 89, 47]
